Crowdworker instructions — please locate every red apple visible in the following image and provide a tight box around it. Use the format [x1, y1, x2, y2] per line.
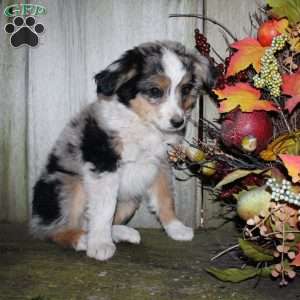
[221, 109, 273, 154]
[257, 19, 288, 46]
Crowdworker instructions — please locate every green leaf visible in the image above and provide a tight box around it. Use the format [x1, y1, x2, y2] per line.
[215, 169, 266, 188]
[259, 266, 273, 277]
[239, 239, 274, 262]
[206, 266, 258, 283]
[266, 0, 300, 24]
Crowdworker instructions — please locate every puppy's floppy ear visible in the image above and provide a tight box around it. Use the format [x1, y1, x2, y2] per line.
[193, 53, 219, 93]
[94, 48, 144, 96]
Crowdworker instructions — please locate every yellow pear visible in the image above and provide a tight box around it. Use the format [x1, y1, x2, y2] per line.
[237, 187, 271, 221]
[186, 147, 205, 162]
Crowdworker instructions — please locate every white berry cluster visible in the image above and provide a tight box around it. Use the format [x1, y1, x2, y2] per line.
[266, 178, 300, 206]
[253, 34, 288, 97]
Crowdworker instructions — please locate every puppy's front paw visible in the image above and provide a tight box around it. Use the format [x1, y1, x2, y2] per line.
[164, 219, 194, 241]
[87, 240, 116, 261]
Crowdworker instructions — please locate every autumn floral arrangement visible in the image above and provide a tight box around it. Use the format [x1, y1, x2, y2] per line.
[169, 0, 300, 286]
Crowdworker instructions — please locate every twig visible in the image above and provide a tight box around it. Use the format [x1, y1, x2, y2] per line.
[210, 244, 239, 261]
[168, 14, 238, 41]
[272, 96, 292, 134]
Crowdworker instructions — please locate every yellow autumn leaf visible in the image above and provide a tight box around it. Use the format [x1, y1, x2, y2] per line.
[260, 131, 300, 161]
[214, 83, 279, 113]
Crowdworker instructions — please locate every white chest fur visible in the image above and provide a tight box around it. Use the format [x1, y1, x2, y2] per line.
[97, 99, 168, 200]
[118, 131, 166, 200]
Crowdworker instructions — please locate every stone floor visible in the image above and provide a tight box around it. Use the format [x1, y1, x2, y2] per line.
[1, 223, 300, 300]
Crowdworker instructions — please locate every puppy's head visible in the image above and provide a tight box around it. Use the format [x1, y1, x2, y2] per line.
[95, 41, 217, 133]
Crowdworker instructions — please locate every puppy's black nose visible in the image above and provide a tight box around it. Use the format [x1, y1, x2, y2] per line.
[170, 116, 184, 128]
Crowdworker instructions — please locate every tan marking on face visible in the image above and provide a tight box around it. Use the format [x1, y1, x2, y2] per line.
[151, 168, 176, 225]
[62, 175, 87, 228]
[113, 201, 139, 225]
[51, 229, 85, 248]
[176, 73, 196, 111]
[150, 74, 171, 91]
[182, 95, 196, 111]
[130, 95, 159, 121]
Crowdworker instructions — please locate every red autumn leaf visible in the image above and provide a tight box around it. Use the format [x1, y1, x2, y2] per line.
[279, 154, 300, 183]
[226, 38, 267, 77]
[214, 82, 279, 113]
[282, 72, 300, 113]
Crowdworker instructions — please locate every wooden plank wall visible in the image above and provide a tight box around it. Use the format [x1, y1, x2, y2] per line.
[0, 0, 263, 227]
[203, 0, 264, 227]
[0, 0, 28, 222]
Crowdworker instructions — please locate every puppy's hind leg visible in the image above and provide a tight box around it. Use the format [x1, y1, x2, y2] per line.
[112, 225, 141, 244]
[147, 166, 194, 241]
[84, 166, 119, 261]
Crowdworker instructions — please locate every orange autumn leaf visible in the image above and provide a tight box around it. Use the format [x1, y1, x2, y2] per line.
[291, 253, 300, 266]
[291, 243, 300, 266]
[279, 154, 300, 183]
[282, 72, 300, 113]
[226, 38, 267, 77]
[214, 83, 279, 113]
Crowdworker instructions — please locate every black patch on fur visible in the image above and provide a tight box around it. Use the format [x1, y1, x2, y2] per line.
[32, 178, 62, 225]
[116, 75, 141, 105]
[46, 153, 60, 174]
[94, 48, 145, 97]
[80, 116, 120, 173]
[203, 63, 219, 92]
[70, 119, 79, 128]
[46, 153, 77, 176]
[95, 70, 119, 96]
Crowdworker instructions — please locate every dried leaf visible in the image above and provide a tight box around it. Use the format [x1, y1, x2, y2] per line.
[273, 251, 280, 257]
[276, 245, 290, 253]
[239, 239, 274, 262]
[279, 154, 300, 183]
[226, 38, 267, 77]
[277, 245, 284, 253]
[287, 270, 296, 279]
[275, 263, 283, 272]
[287, 233, 296, 240]
[288, 36, 300, 53]
[214, 83, 278, 113]
[271, 269, 280, 278]
[288, 251, 296, 259]
[282, 72, 300, 113]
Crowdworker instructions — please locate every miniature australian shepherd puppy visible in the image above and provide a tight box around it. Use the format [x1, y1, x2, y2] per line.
[31, 41, 216, 261]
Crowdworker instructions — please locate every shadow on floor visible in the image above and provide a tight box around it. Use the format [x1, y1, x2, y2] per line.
[1, 223, 300, 300]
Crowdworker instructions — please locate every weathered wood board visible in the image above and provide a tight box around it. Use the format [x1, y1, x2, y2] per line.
[0, 0, 265, 228]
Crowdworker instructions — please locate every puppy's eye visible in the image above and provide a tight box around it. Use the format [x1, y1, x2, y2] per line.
[149, 87, 163, 98]
[181, 84, 193, 96]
